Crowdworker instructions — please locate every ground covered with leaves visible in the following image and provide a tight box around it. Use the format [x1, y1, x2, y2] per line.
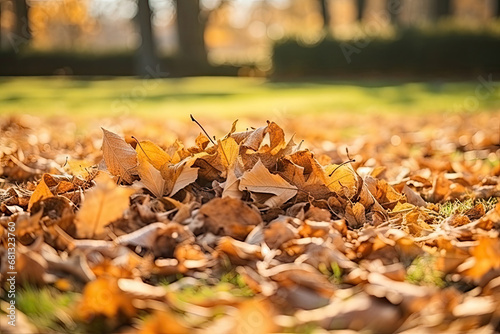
[1, 112, 500, 333]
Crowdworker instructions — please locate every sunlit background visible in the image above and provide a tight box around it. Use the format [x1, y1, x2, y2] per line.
[1, 0, 500, 75]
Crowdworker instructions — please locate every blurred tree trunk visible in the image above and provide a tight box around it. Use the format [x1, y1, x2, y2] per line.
[495, 0, 500, 17]
[135, 0, 158, 77]
[356, 0, 366, 22]
[387, 0, 400, 25]
[12, 0, 31, 50]
[435, 0, 451, 19]
[318, 0, 330, 29]
[174, 0, 208, 68]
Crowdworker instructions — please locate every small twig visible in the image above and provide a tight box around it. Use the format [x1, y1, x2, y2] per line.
[131, 136, 152, 161]
[190, 114, 216, 146]
[328, 158, 356, 177]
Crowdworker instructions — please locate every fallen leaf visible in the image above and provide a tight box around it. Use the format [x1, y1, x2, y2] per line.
[75, 173, 136, 239]
[78, 277, 136, 320]
[137, 155, 165, 198]
[161, 156, 199, 196]
[198, 197, 262, 240]
[136, 140, 171, 169]
[28, 174, 53, 210]
[101, 128, 137, 183]
[239, 159, 297, 207]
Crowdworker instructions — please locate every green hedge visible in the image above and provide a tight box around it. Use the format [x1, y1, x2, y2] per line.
[272, 28, 500, 78]
[0, 51, 239, 77]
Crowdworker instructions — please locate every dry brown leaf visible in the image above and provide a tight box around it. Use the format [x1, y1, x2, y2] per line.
[75, 173, 136, 239]
[198, 197, 262, 240]
[239, 159, 297, 207]
[101, 128, 137, 183]
[345, 202, 366, 228]
[28, 174, 53, 211]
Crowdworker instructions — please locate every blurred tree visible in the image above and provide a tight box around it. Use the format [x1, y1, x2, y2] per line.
[435, 0, 452, 19]
[135, 0, 158, 77]
[174, 0, 208, 67]
[317, 0, 330, 29]
[12, 0, 31, 50]
[387, 0, 400, 25]
[495, 0, 500, 17]
[357, 0, 365, 22]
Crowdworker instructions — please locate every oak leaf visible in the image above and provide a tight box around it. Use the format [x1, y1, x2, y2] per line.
[75, 173, 136, 239]
[239, 159, 297, 207]
[101, 128, 137, 183]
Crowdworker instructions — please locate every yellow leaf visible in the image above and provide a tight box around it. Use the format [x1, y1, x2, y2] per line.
[137, 156, 166, 198]
[239, 159, 297, 207]
[101, 128, 137, 183]
[28, 174, 53, 211]
[78, 277, 136, 320]
[136, 140, 171, 170]
[75, 173, 136, 239]
[140, 310, 190, 334]
[462, 237, 500, 279]
[218, 137, 239, 170]
[324, 164, 357, 197]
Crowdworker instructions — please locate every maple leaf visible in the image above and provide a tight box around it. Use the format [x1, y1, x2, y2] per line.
[28, 174, 53, 210]
[75, 173, 136, 239]
[239, 159, 297, 207]
[101, 128, 138, 183]
[137, 155, 165, 198]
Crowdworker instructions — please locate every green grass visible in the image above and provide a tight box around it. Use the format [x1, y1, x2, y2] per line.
[0, 77, 498, 120]
[439, 198, 498, 218]
[15, 285, 80, 333]
[406, 255, 445, 288]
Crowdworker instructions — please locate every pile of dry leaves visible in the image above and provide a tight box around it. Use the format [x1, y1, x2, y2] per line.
[1, 114, 499, 333]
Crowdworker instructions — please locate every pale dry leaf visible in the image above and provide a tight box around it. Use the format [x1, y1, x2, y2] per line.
[137, 156, 165, 198]
[161, 156, 199, 196]
[101, 128, 137, 183]
[222, 165, 242, 199]
[239, 159, 297, 207]
[76, 173, 136, 239]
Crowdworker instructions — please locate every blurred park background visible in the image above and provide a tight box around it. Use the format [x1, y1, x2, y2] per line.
[0, 0, 499, 148]
[1, 0, 500, 77]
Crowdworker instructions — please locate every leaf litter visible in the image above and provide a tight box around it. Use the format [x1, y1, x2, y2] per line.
[0, 113, 499, 333]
